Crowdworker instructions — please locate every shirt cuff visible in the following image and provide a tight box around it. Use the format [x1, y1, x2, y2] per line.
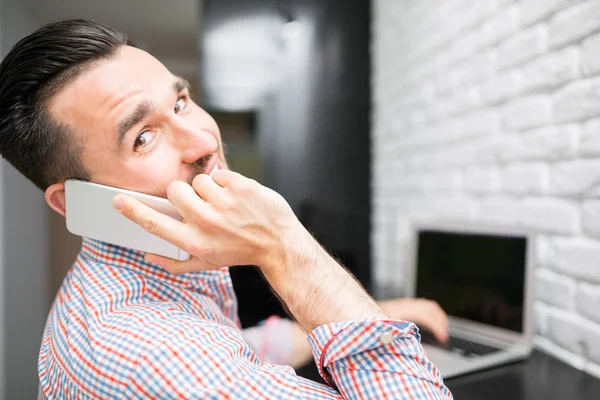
[307, 318, 420, 386]
[244, 316, 295, 365]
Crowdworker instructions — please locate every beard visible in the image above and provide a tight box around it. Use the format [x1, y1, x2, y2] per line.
[186, 153, 214, 185]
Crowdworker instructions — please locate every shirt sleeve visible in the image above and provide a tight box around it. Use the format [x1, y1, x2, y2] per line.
[123, 316, 453, 399]
[243, 316, 294, 365]
[308, 318, 453, 399]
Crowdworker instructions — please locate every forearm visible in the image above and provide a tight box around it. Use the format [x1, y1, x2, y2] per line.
[260, 225, 386, 333]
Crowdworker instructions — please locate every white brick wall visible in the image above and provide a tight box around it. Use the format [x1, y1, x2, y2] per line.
[373, 0, 600, 378]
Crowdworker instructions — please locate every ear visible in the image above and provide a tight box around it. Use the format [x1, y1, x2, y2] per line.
[45, 182, 66, 217]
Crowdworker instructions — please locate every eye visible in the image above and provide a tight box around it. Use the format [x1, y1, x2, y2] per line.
[174, 96, 187, 113]
[134, 130, 155, 149]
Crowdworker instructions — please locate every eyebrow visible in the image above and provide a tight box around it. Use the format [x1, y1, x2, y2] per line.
[116, 77, 192, 149]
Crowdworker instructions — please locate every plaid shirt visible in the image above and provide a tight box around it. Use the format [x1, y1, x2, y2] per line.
[38, 238, 452, 399]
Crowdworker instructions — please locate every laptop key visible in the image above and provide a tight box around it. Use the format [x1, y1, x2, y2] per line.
[419, 330, 501, 357]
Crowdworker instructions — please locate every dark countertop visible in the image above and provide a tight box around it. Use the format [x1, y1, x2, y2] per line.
[446, 350, 600, 400]
[297, 349, 600, 399]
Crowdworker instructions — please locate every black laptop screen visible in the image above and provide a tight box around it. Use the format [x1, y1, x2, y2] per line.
[415, 229, 527, 333]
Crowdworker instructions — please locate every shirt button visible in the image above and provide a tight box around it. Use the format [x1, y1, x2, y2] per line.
[380, 331, 394, 345]
[224, 298, 234, 307]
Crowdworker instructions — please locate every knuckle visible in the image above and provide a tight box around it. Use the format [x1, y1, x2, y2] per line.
[187, 242, 209, 258]
[142, 217, 159, 235]
[217, 196, 235, 210]
[122, 205, 134, 221]
[237, 179, 255, 193]
[201, 212, 219, 227]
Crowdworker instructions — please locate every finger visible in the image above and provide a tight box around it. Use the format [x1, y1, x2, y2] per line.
[426, 306, 449, 343]
[427, 318, 449, 343]
[192, 174, 222, 204]
[212, 169, 241, 188]
[113, 194, 191, 251]
[166, 181, 212, 223]
[145, 253, 220, 274]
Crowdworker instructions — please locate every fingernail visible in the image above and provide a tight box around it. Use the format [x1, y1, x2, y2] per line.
[113, 196, 123, 211]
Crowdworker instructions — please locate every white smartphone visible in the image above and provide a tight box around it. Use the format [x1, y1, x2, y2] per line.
[65, 179, 190, 261]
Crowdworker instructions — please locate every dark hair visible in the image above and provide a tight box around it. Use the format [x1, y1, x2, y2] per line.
[0, 19, 131, 191]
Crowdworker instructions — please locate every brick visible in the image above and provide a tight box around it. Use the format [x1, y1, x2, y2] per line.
[416, 196, 474, 221]
[481, 70, 522, 105]
[553, 78, 600, 123]
[496, 135, 524, 163]
[503, 96, 552, 131]
[473, 136, 510, 165]
[449, 50, 497, 86]
[440, 32, 477, 69]
[521, 0, 585, 27]
[498, 24, 548, 70]
[475, 198, 522, 226]
[549, 238, 600, 282]
[581, 117, 600, 156]
[550, 160, 600, 195]
[498, 0, 515, 7]
[549, 1, 600, 49]
[536, 269, 576, 309]
[502, 163, 548, 195]
[521, 198, 579, 235]
[440, 87, 481, 117]
[534, 302, 550, 336]
[464, 168, 501, 195]
[577, 283, 600, 325]
[451, 0, 499, 34]
[394, 174, 430, 195]
[445, 109, 501, 141]
[427, 172, 462, 194]
[521, 47, 579, 94]
[582, 200, 600, 238]
[519, 125, 579, 161]
[581, 33, 600, 77]
[479, 5, 520, 48]
[547, 310, 600, 365]
[536, 236, 555, 266]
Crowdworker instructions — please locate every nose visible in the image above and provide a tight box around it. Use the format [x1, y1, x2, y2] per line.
[170, 117, 218, 164]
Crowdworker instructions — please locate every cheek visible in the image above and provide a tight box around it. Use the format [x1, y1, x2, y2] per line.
[118, 148, 182, 197]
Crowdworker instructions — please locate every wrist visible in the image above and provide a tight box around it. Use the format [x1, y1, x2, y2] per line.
[258, 222, 316, 278]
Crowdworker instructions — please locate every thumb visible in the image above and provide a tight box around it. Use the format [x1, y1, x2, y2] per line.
[145, 253, 221, 274]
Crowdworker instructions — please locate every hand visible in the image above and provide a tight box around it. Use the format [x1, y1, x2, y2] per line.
[113, 170, 305, 273]
[114, 170, 385, 332]
[377, 298, 448, 343]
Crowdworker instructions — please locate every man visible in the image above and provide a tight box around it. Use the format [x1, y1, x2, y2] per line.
[0, 20, 452, 398]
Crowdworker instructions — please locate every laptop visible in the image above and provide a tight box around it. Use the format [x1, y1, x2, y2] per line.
[406, 222, 535, 378]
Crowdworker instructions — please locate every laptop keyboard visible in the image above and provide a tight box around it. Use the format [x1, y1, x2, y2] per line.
[419, 330, 502, 357]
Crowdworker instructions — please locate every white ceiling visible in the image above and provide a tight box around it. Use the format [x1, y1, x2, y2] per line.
[20, 0, 200, 63]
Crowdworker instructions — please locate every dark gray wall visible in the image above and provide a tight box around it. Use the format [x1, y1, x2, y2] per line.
[266, 0, 372, 286]
[201, 0, 371, 326]
[1, 2, 51, 398]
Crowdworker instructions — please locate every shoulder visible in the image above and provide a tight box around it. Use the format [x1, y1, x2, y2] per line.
[40, 292, 245, 398]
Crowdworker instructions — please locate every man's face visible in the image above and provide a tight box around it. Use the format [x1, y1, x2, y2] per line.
[50, 45, 225, 198]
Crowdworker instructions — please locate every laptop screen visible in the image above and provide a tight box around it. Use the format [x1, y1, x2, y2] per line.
[415, 229, 528, 333]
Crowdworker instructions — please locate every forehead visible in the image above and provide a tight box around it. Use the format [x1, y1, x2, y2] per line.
[48, 46, 173, 137]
